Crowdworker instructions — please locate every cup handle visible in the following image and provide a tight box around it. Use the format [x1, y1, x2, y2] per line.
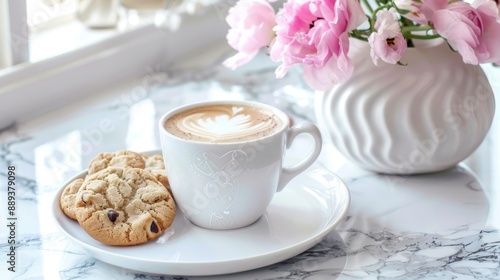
[277, 122, 322, 192]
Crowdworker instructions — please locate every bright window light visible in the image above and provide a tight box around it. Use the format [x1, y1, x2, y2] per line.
[26, 0, 78, 32]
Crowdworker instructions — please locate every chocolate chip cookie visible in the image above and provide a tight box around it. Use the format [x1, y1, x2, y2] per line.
[75, 167, 176, 246]
[59, 178, 84, 220]
[88, 150, 145, 175]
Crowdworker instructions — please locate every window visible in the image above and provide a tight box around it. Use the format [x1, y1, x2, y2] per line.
[0, 0, 225, 130]
[0, 0, 214, 67]
[1, 0, 68, 67]
[1, 0, 185, 68]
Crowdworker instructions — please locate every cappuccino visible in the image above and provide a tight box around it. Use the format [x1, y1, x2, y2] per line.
[159, 100, 322, 229]
[164, 104, 284, 143]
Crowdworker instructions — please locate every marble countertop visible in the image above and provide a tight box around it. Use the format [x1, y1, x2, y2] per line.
[1, 46, 500, 280]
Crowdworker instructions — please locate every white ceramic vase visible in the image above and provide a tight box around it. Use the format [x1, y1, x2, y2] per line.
[315, 39, 495, 174]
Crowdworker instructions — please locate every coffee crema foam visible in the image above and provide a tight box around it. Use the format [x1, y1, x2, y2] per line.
[164, 104, 284, 143]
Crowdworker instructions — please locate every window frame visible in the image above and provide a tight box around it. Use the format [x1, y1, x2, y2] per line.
[4, 0, 30, 66]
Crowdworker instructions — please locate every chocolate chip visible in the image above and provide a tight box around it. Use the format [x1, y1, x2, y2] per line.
[150, 221, 158, 233]
[108, 210, 119, 222]
[81, 193, 88, 204]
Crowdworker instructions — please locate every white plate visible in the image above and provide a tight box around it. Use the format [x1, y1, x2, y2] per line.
[52, 151, 350, 276]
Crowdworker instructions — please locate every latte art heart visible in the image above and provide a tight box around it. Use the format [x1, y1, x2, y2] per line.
[165, 104, 284, 143]
[182, 112, 272, 140]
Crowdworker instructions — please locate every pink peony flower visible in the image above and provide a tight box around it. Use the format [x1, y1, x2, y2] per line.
[393, 0, 427, 25]
[432, 0, 500, 64]
[269, 0, 366, 91]
[419, 0, 448, 21]
[368, 8, 408, 65]
[223, 0, 276, 70]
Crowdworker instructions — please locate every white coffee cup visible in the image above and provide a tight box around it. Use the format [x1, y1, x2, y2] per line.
[159, 100, 322, 230]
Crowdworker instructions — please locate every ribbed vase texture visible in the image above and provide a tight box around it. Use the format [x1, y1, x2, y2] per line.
[316, 40, 495, 174]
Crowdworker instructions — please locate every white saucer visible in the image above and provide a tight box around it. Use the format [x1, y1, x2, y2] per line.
[52, 151, 350, 276]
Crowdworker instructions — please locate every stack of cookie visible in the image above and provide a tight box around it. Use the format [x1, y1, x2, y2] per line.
[59, 150, 176, 246]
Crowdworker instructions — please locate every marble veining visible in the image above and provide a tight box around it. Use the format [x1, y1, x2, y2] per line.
[1, 46, 500, 279]
[339, 226, 500, 279]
